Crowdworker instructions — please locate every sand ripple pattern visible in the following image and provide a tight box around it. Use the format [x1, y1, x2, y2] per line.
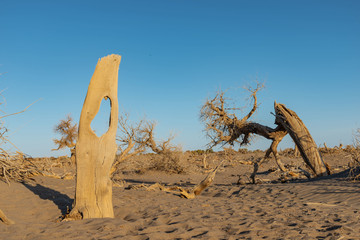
[1, 174, 359, 239]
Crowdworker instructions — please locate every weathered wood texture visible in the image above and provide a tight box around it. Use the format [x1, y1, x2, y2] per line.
[274, 102, 329, 176]
[69, 54, 121, 219]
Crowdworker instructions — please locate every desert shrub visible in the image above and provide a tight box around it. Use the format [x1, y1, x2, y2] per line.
[0, 84, 41, 183]
[190, 149, 205, 155]
[0, 151, 41, 184]
[252, 149, 264, 154]
[111, 113, 184, 177]
[238, 148, 249, 154]
[344, 145, 356, 153]
[279, 148, 295, 156]
[188, 149, 214, 156]
[319, 143, 345, 154]
[223, 147, 237, 155]
[148, 151, 185, 174]
[349, 150, 359, 180]
[349, 129, 360, 180]
[53, 115, 78, 150]
[52, 115, 77, 164]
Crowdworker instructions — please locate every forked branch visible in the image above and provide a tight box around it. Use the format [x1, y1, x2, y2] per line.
[200, 83, 282, 148]
[111, 114, 148, 175]
[141, 121, 179, 154]
[200, 84, 289, 182]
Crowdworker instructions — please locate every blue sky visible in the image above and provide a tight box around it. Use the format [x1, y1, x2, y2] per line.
[1, 0, 359, 157]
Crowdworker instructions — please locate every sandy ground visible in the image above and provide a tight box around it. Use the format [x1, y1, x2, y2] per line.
[0, 151, 359, 239]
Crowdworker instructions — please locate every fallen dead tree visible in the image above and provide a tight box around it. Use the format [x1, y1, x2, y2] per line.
[274, 102, 330, 176]
[127, 160, 224, 199]
[200, 83, 329, 183]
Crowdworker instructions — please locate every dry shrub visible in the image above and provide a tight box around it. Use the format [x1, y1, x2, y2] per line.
[148, 151, 185, 174]
[0, 150, 41, 184]
[29, 156, 74, 179]
[112, 113, 182, 176]
[349, 129, 360, 180]
[52, 115, 77, 164]
[279, 148, 296, 157]
[0, 119, 41, 183]
[0, 82, 41, 184]
[319, 143, 344, 155]
[349, 154, 360, 180]
[238, 148, 249, 154]
[52, 115, 78, 151]
[187, 149, 214, 156]
[223, 147, 237, 155]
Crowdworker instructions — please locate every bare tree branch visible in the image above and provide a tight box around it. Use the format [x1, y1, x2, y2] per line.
[200, 83, 288, 183]
[0, 99, 40, 120]
[141, 121, 179, 154]
[200, 83, 274, 148]
[111, 114, 148, 175]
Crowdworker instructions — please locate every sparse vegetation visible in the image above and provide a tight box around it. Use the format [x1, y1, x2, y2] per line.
[111, 114, 149, 175]
[187, 149, 214, 155]
[52, 115, 78, 163]
[148, 151, 185, 174]
[0, 90, 40, 184]
[0, 84, 38, 224]
[111, 113, 183, 176]
[349, 129, 360, 180]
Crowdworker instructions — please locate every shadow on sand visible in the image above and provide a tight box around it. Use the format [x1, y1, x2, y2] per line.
[22, 182, 73, 215]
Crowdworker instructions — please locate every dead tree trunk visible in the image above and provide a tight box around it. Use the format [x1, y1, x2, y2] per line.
[250, 126, 287, 183]
[67, 54, 121, 220]
[294, 144, 300, 157]
[0, 208, 14, 225]
[201, 84, 329, 183]
[274, 102, 329, 176]
[201, 84, 288, 182]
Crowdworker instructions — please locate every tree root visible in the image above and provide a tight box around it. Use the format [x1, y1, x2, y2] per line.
[61, 211, 82, 222]
[0, 209, 14, 225]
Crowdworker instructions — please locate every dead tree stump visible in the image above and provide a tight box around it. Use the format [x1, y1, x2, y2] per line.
[68, 54, 121, 219]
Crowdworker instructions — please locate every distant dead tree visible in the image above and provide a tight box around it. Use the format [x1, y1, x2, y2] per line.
[200, 83, 329, 183]
[110, 114, 148, 175]
[52, 114, 78, 162]
[111, 115, 180, 176]
[141, 121, 180, 154]
[349, 128, 360, 180]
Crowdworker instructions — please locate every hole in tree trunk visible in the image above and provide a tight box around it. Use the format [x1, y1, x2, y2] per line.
[91, 97, 111, 137]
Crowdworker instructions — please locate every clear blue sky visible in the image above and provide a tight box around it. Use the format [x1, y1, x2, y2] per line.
[1, 0, 359, 157]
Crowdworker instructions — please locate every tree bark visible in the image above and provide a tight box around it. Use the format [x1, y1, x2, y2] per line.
[68, 54, 121, 219]
[274, 102, 329, 176]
